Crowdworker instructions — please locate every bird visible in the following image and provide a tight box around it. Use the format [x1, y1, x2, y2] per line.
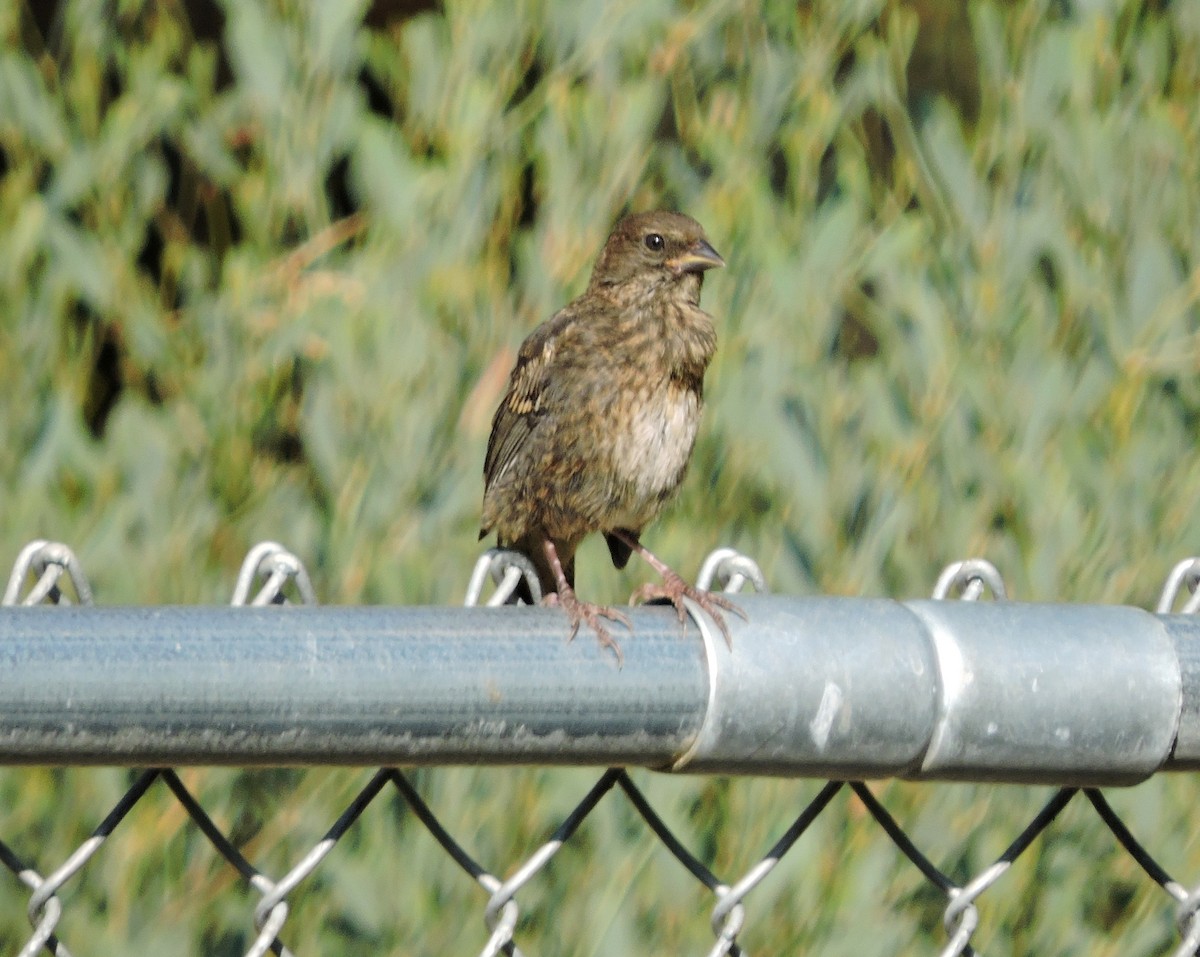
[479, 210, 742, 664]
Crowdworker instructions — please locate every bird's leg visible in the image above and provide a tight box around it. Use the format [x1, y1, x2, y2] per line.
[614, 530, 745, 649]
[540, 539, 631, 666]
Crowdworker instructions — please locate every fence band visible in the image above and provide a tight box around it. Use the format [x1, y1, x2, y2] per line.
[0, 597, 1189, 782]
[905, 599, 1179, 784]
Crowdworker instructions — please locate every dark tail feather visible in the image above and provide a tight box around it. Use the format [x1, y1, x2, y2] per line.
[604, 529, 637, 570]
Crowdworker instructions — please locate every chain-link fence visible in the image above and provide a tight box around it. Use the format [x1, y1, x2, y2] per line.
[2, 540, 1200, 956]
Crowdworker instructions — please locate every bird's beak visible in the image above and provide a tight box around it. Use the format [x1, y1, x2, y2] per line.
[667, 238, 725, 274]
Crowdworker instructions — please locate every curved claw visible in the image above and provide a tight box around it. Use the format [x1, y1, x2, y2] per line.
[544, 591, 630, 667]
[630, 581, 688, 623]
[630, 571, 744, 650]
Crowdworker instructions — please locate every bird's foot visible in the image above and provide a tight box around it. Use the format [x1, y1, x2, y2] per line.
[543, 590, 631, 667]
[630, 570, 746, 650]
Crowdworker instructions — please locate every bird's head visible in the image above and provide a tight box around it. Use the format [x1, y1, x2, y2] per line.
[587, 210, 724, 302]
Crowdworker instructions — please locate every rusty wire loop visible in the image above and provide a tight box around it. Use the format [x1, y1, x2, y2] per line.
[4, 542, 1200, 955]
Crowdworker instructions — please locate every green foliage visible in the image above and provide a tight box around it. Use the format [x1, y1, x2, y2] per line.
[1, 0, 1199, 953]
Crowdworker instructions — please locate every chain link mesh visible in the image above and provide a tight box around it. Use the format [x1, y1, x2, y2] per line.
[1, 540, 1199, 955]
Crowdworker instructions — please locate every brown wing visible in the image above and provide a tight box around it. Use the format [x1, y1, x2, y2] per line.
[482, 322, 558, 494]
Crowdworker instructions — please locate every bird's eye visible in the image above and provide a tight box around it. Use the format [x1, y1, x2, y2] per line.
[644, 233, 665, 252]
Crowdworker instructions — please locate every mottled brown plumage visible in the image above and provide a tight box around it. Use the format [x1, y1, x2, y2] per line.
[479, 210, 741, 662]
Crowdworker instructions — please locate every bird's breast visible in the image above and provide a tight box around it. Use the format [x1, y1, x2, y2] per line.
[608, 381, 701, 519]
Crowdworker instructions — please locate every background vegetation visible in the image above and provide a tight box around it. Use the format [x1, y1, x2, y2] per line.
[1, 0, 1198, 953]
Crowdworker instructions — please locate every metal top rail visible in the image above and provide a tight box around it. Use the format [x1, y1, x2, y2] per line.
[6, 543, 1200, 957]
[0, 595, 1197, 783]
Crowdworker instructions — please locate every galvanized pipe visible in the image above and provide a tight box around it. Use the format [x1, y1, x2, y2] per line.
[0, 597, 1192, 783]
